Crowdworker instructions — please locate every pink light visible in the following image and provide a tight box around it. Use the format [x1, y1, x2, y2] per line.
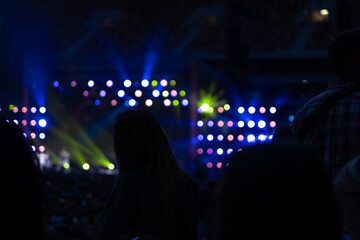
[22, 107, 27, 113]
[259, 107, 266, 114]
[135, 90, 142, 98]
[270, 121, 276, 128]
[217, 120, 224, 127]
[164, 99, 171, 107]
[207, 148, 213, 155]
[227, 121, 233, 127]
[197, 148, 204, 155]
[170, 90, 177, 97]
[71, 80, 77, 87]
[206, 162, 213, 168]
[106, 80, 113, 87]
[227, 135, 234, 141]
[111, 99, 117, 106]
[83, 90, 89, 97]
[218, 107, 224, 113]
[30, 120, 36, 126]
[238, 135, 244, 141]
[22, 120, 27, 126]
[13, 107, 18, 113]
[30, 133, 36, 139]
[160, 79, 168, 87]
[39, 146, 45, 153]
[216, 162, 222, 169]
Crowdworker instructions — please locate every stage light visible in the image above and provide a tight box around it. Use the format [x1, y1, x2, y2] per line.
[63, 163, 70, 169]
[22, 107, 27, 113]
[270, 121, 276, 128]
[247, 134, 256, 143]
[30, 107, 37, 113]
[135, 90, 142, 98]
[129, 99, 136, 107]
[39, 133, 46, 139]
[200, 103, 210, 112]
[39, 107, 46, 114]
[247, 120, 255, 128]
[162, 90, 169, 97]
[217, 134, 224, 141]
[160, 79, 168, 87]
[259, 107, 266, 114]
[217, 120, 224, 127]
[111, 99, 117, 106]
[82, 163, 90, 170]
[217, 148, 224, 155]
[30, 120, 36, 126]
[216, 162, 222, 168]
[151, 80, 158, 87]
[197, 107, 203, 113]
[31, 146, 36, 152]
[218, 107, 224, 113]
[197, 120, 204, 127]
[258, 134, 267, 141]
[100, 90, 106, 97]
[22, 120, 27, 126]
[71, 80, 77, 87]
[108, 163, 115, 170]
[179, 90, 186, 97]
[258, 120, 266, 128]
[145, 99, 153, 107]
[207, 134, 214, 141]
[197, 134, 204, 141]
[289, 115, 295, 123]
[224, 104, 230, 111]
[197, 148, 204, 155]
[13, 107, 18, 113]
[13, 119, 18, 125]
[182, 99, 189, 106]
[53, 81, 59, 88]
[227, 135, 234, 141]
[152, 90, 160, 98]
[206, 162, 213, 168]
[227, 121, 233, 127]
[173, 100, 179, 106]
[88, 80, 95, 88]
[141, 79, 149, 87]
[269, 135, 273, 140]
[170, 80, 176, 86]
[118, 90, 125, 98]
[39, 119, 47, 128]
[207, 149, 213, 155]
[170, 90, 177, 97]
[207, 120, 214, 127]
[23, 133, 27, 138]
[270, 107, 277, 114]
[238, 121, 245, 128]
[30, 132, 36, 140]
[227, 149, 233, 155]
[9, 104, 14, 111]
[95, 100, 101, 106]
[238, 107, 245, 114]
[83, 90, 89, 97]
[248, 106, 256, 114]
[164, 99, 171, 107]
[39, 146, 45, 153]
[106, 80, 113, 87]
[320, 9, 329, 16]
[124, 79, 132, 88]
[238, 134, 244, 141]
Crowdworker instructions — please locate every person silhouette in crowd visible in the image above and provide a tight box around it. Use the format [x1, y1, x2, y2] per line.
[335, 156, 360, 240]
[0, 115, 44, 239]
[208, 141, 341, 240]
[95, 110, 199, 240]
[292, 28, 360, 178]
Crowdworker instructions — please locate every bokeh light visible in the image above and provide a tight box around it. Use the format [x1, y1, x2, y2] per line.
[39, 146, 45, 153]
[160, 79, 168, 87]
[135, 90, 142, 98]
[207, 134, 214, 141]
[82, 163, 90, 170]
[106, 80, 113, 87]
[151, 80, 158, 87]
[152, 90, 160, 98]
[124, 79, 132, 88]
[100, 90, 106, 97]
[238, 107, 245, 114]
[129, 99, 136, 107]
[39, 107, 46, 114]
[270, 121, 277, 128]
[224, 104, 230, 111]
[227, 121, 233, 127]
[170, 80, 176, 86]
[31, 107, 37, 113]
[83, 90, 89, 97]
[248, 106, 256, 114]
[217, 134, 224, 141]
[108, 163, 115, 170]
[218, 107, 224, 113]
[227, 135, 234, 141]
[39, 119, 47, 128]
[247, 134, 256, 143]
[206, 162, 213, 168]
[22, 107, 27, 113]
[173, 100, 179, 106]
[238, 121, 245, 128]
[218, 120, 224, 127]
[207, 120, 214, 127]
[247, 120, 255, 128]
[111, 99, 117, 106]
[197, 148, 204, 155]
[170, 90, 177, 97]
[141, 79, 149, 87]
[197, 134, 204, 141]
[117, 90, 125, 98]
[39, 133, 46, 139]
[216, 162, 222, 168]
[207, 148, 213, 155]
[217, 148, 224, 155]
[197, 120, 204, 127]
[145, 99, 153, 107]
[259, 107, 266, 114]
[182, 99, 189, 106]
[163, 99, 171, 107]
[53, 81, 59, 88]
[71, 80, 77, 87]
[179, 90, 186, 97]
[162, 90, 169, 97]
[258, 120, 266, 128]
[270, 107, 277, 114]
[88, 80, 95, 88]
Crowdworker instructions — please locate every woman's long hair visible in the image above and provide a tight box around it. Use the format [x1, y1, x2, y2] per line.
[113, 110, 184, 219]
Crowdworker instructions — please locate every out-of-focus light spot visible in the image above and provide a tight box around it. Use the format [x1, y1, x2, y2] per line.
[39, 119, 47, 127]
[118, 90, 125, 98]
[152, 90, 160, 98]
[197, 107, 203, 114]
[88, 80, 95, 88]
[145, 99, 153, 107]
[22, 120, 27, 126]
[9, 104, 14, 111]
[238, 121, 245, 128]
[39, 146, 45, 153]
[197, 134, 204, 141]
[207, 134, 214, 141]
[151, 80, 158, 87]
[224, 104, 230, 111]
[39, 133, 46, 139]
[31, 146, 36, 152]
[123, 79, 131, 88]
[227, 121, 233, 127]
[13, 107, 18, 113]
[248, 106, 256, 114]
[270, 107, 277, 114]
[197, 148, 204, 155]
[217, 134, 224, 141]
[238, 149, 243, 152]
[207, 120, 214, 127]
[218, 107, 224, 113]
[170, 90, 177, 97]
[227, 149, 233, 155]
[206, 162, 213, 168]
[106, 80, 113, 87]
[259, 107, 266, 114]
[83, 163, 90, 170]
[258, 120, 266, 128]
[63, 163, 70, 169]
[289, 115, 295, 123]
[162, 90, 169, 97]
[320, 9, 329, 16]
[95, 99, 101, 106]
[135, 90, 142, 98]
[129, 99, 137, 107]
[247, 134, 256, 143]
[39, 107, 46, 114]
[141, 79, 149, 87]
[258, 134, 267, 141]
[71, 80, 77, 87]
[100, 90, 107, 97]
[182, 99, 189, 106]
[197, 120, 204, 127]
[170, 80, 176, 86]
[217, 148, 224, 155]
[23, 133, 27, 138]
[200, 103, 210, 112]
[238, 135, 244, 141]
[83, 90, 89, 97]
[227, 134, 234, 141]
[108, 163, 115, 170]
[238, 107, 245, 114]
[111, 99, 117, 106]
[163, 99, 171, 107]
[269, 135, 273, 140]
[160, 79, 168, 87]
[179, 90, 186, 97]
[270, 121, 276, 128]
[247, 120, 255, 128]
[53, 81, 59, 88]
[30, 120, 36, 126]
[207, 149, 213, 155]
[31, 107, 37, 113]
[22, 107, 27, 113]
[218, 120, 224, 127]
[173, 100, 179, 106]
[216, 162, 222, 168]
[13, 119, 18, 125]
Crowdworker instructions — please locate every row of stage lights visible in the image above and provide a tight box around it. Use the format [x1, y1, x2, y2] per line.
[199, 104, 277, 115]
[197, 120, 276, 129]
